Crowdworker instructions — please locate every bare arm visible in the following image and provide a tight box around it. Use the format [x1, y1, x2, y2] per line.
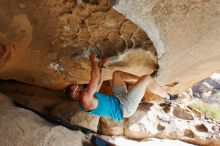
[96, 56, 109, 92]
[84, 52, 100, 98]
[96, 67, 104, 92]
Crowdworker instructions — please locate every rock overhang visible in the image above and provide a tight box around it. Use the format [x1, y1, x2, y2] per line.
[0, 0, 158, 90]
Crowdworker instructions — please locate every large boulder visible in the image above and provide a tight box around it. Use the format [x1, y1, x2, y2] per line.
[114, 0, 220, 93]
[1, 81, 219, 146]
[124, 103, 220, 146]
[1, 0, 219, 94]
[1, 0, 220, 145]
[0, 103, 200, 146]
[0, 106, 86, 146]
[0, 81, 99, 132]
[0, 0, 157, 90]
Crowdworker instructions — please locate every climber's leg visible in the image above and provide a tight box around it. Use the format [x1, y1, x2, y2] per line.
[119, 75, 169, 117]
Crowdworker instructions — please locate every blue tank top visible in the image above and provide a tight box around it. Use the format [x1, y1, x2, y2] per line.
[80, 92, 123, 122]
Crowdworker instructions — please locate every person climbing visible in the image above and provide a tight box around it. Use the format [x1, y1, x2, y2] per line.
[65, 52, 172, 122]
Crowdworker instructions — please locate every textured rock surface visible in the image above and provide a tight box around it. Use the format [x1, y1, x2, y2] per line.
[1, 81, 220, 146]
[114, 0, 220, 93]
[1, 0, 219, 93]
[1, 0, 220, 145]
[124, 103, 220, 146]
[0, 81, 99, 132]
[0, 0, 157, 90]
[0, 106, 86, 146]
[0, 105, 199, 146]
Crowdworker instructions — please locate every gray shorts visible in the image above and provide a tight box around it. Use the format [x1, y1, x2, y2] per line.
[113, 86, 143, 118]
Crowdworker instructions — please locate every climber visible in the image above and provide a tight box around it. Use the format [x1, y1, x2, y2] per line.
[65, 52, 171, 122]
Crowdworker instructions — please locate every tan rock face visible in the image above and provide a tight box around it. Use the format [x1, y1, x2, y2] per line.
[0, 0, 157, 90]
[124, 103, 220, 146]
[0, 104, 201, 146]
[114, 0, 220, 93]
[1, 81, 219, 146]
[1, 0, 220, 145]
[0, 106, 86, 146]
[0, 81, 99, 132]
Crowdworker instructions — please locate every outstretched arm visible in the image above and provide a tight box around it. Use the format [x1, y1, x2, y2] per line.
[96, 67, 104, 92]
[84, 52, 100, 98]
[96, 56, 109, 92]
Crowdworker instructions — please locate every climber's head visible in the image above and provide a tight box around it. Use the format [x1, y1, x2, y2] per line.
[65, 83, 85, 101]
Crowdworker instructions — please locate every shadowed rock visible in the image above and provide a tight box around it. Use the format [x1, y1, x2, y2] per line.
[0, 80, 220, 146]
[0, 106, 87, 146]
[0, 0, 157, 90]
[0, 80, 99, 132]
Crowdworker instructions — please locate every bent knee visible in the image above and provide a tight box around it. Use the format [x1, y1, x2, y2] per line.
[113, 70, 123, 77]
[140, 75, 152, 80]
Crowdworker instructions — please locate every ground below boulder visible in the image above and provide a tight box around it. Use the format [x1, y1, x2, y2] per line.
[0, 106, 88, 146]
[0, 102, 201, 146]
[0, 80, 219, 146]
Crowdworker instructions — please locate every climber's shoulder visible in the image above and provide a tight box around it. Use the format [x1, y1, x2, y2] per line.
[80, 90, 98, 111]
